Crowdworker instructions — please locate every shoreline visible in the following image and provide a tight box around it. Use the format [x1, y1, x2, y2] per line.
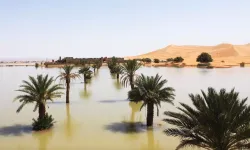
[0, 62, 245, 68]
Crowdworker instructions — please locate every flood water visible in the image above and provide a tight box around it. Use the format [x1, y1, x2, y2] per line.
[0, 66, 250, 150]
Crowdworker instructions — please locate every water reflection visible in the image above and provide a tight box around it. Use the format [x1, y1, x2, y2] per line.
[80, 84, 92, 100]
[32, 130, 53, 150]
[93, 70, 99, 78]
[141, 129, 162, 150]
[199, 68, 210, 75]
[113, 79, 122, 90]
[105, 121, 145, 133]
[105, 102, 144, 134]
[129, 101, 143, 123]
[110, 73, 116, 79]
[65, 104, 72, 139]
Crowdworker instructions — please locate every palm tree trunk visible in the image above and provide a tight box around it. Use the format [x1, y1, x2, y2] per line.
[66, 78, 70, 103]
[38, 103, 46, 120]
[130, 76, 134, 89]
[84, 74, 86, 83]
[147, 103, 154, 127]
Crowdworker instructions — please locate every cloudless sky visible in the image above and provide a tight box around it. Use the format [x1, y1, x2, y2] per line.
[0, 0, 250, 59]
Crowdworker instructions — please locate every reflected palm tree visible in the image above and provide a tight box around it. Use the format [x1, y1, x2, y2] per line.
[129, 101, 143, 123]
[110, 73, 116, 79]
[94, 69, 99, 78]
[113, 79, 122, 90]
[32, 130, 53, 150]
[65, 104, 72, 139]
[140, 129, 162, 150]
[147, 129, 161, 150]
[80, 84, 92, 100]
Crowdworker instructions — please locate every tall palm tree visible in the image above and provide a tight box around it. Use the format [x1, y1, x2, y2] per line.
[79, 66, 93, 83]
[121, 59, 141, 89]
[164, 87, 250, 150]
[15, 74, 63, 119]
[128, 74, 175, 127]
[57, 65, 80, 103]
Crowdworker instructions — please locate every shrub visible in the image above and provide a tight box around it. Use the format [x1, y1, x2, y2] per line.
[167, 58, 174, 62]
[173, 57, 184, 63]
[32, 113, 55, 131]
[196, 52, 213, 63]
[240, 62, 245, 67]
[142, 58, 152, 63]
[154, 59, 160, 63]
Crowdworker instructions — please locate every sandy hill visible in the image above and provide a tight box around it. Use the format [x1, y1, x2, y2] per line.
[127, 43, 250, 66]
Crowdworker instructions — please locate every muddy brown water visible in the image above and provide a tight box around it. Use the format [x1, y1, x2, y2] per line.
[0, 66, 249, 150]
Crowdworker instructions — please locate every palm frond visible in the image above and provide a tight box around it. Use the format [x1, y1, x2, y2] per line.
[164, 87, 250, 150]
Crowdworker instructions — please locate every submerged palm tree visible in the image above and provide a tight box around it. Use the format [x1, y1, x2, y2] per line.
[114, 64, 123, 79]
[79, 66, 93, 83]
[92, 64, 97, 73]
[121, 59, 141, 89]
[108, 57, 118, 73]
[15, 74, 63, 120]
[164, 87, 250, 150]
[128, 74, 175, 127]
[57, 65, 80, 103]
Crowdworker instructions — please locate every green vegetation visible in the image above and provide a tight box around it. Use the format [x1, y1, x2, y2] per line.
[142, 58, 152, 63]
[166, 58, 174, 62]
[240, 62, 245, 67]
[15, 74, 63, 131]
[92, 60, 102, 73]
[173, 57, 184, 63]
[196, 52, 213, 63]
[92, 64, 97, 73]
[108, 57, 118, 73]
[154, 59, 160, 63]
[14, 55, 250, 147]
[128, 74, 175, 127]
[32, 113, 55, 131]
[57, 65, 80, 103]
[113, 64, 123, 79]
[164, 87, 250, 150]
[121, 59, 141, 89]
[79, 66, 93, 83]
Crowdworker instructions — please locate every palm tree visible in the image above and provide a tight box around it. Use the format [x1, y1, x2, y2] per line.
[128, 74, 175, 127]
[121, 59, 141, 89]
[164, 87, 250, 150]
[108, 56, 118, 73]
[15, 74, 63, 120]
[92, 64, 97, 73]
[114, 64, 123, 79]
[57, 65, 80, 103]
[79, 66, 93, 83]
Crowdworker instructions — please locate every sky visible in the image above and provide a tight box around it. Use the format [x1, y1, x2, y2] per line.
[0, 0, 250, 59]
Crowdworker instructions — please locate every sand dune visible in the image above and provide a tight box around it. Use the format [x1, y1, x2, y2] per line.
[127, 43, 250, 66]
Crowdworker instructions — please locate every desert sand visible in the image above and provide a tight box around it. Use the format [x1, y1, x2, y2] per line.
[127, 43, 250, 67]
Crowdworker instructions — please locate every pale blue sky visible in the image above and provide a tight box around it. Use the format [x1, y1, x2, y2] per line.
[0, 0, 250, 59]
